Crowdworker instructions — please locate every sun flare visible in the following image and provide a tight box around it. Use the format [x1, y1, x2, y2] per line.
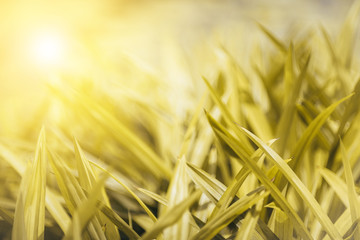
[30, 31, 66, 67]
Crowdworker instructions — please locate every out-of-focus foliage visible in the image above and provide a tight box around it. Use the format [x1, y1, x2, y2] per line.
[0, 0, 360, 239]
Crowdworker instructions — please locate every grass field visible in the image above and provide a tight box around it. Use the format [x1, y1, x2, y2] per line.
[0, 0, 360, 239]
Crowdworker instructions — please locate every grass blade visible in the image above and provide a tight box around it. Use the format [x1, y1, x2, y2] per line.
[257, 23, 287, 52]
[240, 127, 342, 240]
[90, 160, 157, 222]
[209, 124, 312, 240]
[319, 168, 349, 207]
[292, 93, 353, 170]
[190, 191, 269, 240]
[340, 139, 360, 239]
[140, 190, 202, 240]
[202, 77, 253, 157]
[73, 139, 120, 239]
[186, 162, 227, 203]
[12, 128, 47, 240]
[235, 199, 264, 240]
[63, 175, 108, 240]
[137, 188, 168, 206]
[164, 156, 190, 240]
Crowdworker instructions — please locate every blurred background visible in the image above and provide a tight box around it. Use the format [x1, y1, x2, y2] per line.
[0, 0, 355, 137]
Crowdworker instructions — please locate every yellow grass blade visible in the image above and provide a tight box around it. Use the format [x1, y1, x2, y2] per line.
[291, 93, 353, 170]
[50, 84, 172, 180]
[63, 175, 108, 240]
[190, 191, 269, 240]
[276, 52, 310, 155]
[209, 140, 277, 221]
[186, 162, 227, 203]
[99, 204, 140, 240]
[235, 199, 264, 240]
[73, 139, 120, 239]
[0, 138, 70, 234]
[319, 168, 349, 207]
[340, 139, 360, 239]
[240, 127, 342, 240]
[137, 188, 168, 206]
[12, 128, 47, 240]
[203, 77, 253, 156]
[164, 156, 190, 240]
[48, 151, 107, 239]
[12, 165, 30, 240]
[210, 125, 312, 240]
[90, 160, 157, 222]
[140, 190, 202, 240]
[267, 202, 293, 240]
[257, 23, 287, 52]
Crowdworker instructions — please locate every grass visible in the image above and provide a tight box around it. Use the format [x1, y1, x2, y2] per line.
[1, 1, 360, 240]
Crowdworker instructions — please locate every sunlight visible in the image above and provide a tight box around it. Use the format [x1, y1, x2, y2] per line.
[30, 31, 66, 67]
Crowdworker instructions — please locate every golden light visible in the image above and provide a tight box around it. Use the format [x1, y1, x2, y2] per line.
[29, 31, 67, 67]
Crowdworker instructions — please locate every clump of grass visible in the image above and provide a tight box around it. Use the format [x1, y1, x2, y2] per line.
[1, 1, 360, 240]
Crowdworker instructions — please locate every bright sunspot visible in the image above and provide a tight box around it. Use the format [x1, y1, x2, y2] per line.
[30, 31, 66, 67]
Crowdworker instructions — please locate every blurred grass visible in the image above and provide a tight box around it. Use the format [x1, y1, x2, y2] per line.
[0, 0, 360, 239]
